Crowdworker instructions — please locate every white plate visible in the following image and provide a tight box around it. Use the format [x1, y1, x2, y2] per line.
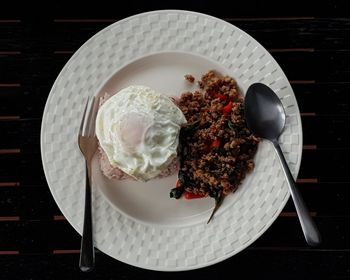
[41, 10, 302, 271]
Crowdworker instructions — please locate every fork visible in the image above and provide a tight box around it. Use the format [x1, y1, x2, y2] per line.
[78, 97, 98, 272]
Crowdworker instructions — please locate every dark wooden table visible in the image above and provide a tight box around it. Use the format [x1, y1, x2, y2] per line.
[1, 2, 349, 279]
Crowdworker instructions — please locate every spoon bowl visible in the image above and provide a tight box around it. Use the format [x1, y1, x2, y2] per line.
[244, 82, 321, 247]
[244, 83, 286, 141]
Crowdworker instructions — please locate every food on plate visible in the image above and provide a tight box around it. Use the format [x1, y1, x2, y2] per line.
[95, 71, 259, 222]
[170, 70, 260, 221]
[95, 85, 187, 182]
[184, 74, 195, 83]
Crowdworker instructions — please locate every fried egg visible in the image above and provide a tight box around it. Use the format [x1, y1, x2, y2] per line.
[95, 85, 187, 181]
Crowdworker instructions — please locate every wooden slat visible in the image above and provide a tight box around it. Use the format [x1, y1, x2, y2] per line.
[0, 149, 20, 154]
[0, 20, 21, 23]
[303, 145, 317, 150]
[53, 50, 74, 54]
[301, 112, 317, 116]
[297, 178, 318, 183]
[54, 19, 116, 23]
[49, 0, 349, 17]
[293, 82, 350, 115]
[53, 249, 80, 254]
[0, 51, 21, 55]
[0, 216, 20, 221]
[0, 21, 22, 51]
[233, 18, 350, 49]
[20, 187, 61, 218]
[0, 182, 20, 187]
[280, 212, 317, 217]
[284, 182, 350, 215]
[0, 154, 19, 182]
[253, 182, 333, 215]
[0, 185, 60, 218]
[21, 85, 50, 118]
[53, 215, 66, 221]
[272, 50, 350, 82]
[299, 149, 350, 182]
[0, 121, 21, 148]
[290, 80, 315, 84]
[0, 116, 20, 121]
[0, 220, 80, 252]
[227, 17, 315, 21]
[0, 86, 23, 117]
[302, 116, 350, 148]
[0, 84, 20, 87]
[0, 251, 19, 255]
[253, 216, 350, 248]
[0, 187, 19, 216]
[268, 48, 315, 53]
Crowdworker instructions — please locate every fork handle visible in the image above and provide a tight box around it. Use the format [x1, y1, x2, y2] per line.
[79, 161, 95, 272]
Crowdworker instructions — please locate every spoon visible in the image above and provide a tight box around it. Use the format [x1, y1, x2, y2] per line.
[244, 83, 321, 247]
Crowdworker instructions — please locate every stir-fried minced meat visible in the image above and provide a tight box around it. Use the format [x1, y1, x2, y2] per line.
[184, 74, 195, 83]
[173, 70, 260, 200]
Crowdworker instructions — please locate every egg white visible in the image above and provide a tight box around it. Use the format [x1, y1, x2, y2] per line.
[95, 85, 187, 181]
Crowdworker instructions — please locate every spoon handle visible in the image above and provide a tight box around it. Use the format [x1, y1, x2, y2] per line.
[272, 140, 321, 247]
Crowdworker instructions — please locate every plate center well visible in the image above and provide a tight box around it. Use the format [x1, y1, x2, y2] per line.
[94, 52, 233, 226]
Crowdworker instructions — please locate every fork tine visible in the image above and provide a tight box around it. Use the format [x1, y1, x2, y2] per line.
[86, 96, 97, 137]
[90, 97, 99, 136]
[79, 97, 90, 136]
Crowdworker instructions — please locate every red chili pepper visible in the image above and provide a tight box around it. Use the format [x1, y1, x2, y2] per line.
[184, 191, 205, 199]
[211, 138, 221, 149]
[214, 93, 227, 101]
[222, 101, 233, 115]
